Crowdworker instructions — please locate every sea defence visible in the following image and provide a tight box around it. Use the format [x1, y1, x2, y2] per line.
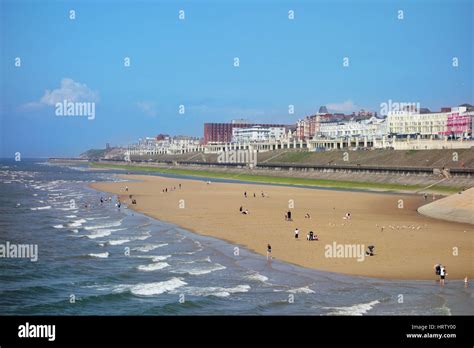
[418, 188, 474, 225]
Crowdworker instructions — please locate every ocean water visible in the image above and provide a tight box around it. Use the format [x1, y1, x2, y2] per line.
[0, 159, 472, 315]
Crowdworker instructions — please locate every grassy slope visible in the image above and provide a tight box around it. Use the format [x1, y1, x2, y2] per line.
[90, 162, 461, 194]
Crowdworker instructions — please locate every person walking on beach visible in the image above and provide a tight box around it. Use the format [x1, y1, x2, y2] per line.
[179, 183, 181, 189]
[125, 186, 128, 192]
[267, 244, 272, 260]
[287, 210, 292, 221]
[244, 191, 247, 198]
[294, 228, 299, 239]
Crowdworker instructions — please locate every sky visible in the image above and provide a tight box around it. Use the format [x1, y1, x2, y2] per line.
[0, 0, 472, 157]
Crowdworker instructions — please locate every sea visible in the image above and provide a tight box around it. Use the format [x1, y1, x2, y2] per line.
[0, 159, 472, 315]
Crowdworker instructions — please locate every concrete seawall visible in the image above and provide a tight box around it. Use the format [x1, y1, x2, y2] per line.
[418, 188, 474, 224]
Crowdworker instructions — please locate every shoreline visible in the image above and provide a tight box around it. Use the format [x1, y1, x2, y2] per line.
[90, 173, 473, 281]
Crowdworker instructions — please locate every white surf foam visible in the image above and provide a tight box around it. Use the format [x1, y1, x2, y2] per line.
[129, 278, 187, 296]
[178, 285, 251, 298]
[135, 232, 151, 241]
[246, 272, 269, 283]
[84, 220, 122, 231]
[88, 252, 109, 258]
[323, 300, 380, 316]
[134, 255, 172, 262]
[30, 206, 51, 210]
[84, 228, 123, 239]
[171, 262, 226, 276]
[288, 286, 315, 294]
[151, 255, 171, 262]
[108, 239, 131, 245]
[56, 207, 77, 211]
[68, 219, 87, 227]
[137, 262, 170, 271]
[132, 243, 168, 252]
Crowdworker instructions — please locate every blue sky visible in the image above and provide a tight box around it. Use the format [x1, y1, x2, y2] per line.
[1, 0, 472, 157]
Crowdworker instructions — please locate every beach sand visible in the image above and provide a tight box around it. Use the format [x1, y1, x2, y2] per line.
[418, 187, 474, 225]
[91, 175, 473, 280]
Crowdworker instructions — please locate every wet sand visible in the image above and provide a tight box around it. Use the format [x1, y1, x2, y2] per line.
[91, 175, 473, 280]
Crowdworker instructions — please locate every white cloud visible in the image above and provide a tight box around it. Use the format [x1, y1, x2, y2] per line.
[326, 100, 358, 113]
[20, 78, 99, 110]
[136, 101, 158, 117]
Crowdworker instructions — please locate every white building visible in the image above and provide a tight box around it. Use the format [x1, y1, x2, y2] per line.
[129, 136, 201, 155]
[387, 110, 448, 139]
[318, 117, 387, 139]
[232, 126, 286, 142]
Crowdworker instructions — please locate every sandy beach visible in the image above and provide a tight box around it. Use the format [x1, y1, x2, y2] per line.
[91, 175, 473, 280]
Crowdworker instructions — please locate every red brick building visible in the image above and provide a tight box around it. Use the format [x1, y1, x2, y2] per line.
[204, 123, 289, 144]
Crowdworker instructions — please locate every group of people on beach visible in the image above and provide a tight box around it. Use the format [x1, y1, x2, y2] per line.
[433, 264, 468, 287]
[84, 196, 117, 209]
[293, 228, 319, 241]
[244, 191, 267, 198]
[162, 183, 181, 193]
[99, 196, 113, 204]
[285, 211, 312, 221]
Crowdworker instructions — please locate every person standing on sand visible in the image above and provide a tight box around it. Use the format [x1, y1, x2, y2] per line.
[294, 228, 299, 239]
[244, 191, 247, 198]
[440, 265, 447, 286]
[179, 184, 181, 189]
[267, 244, 272, 260]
